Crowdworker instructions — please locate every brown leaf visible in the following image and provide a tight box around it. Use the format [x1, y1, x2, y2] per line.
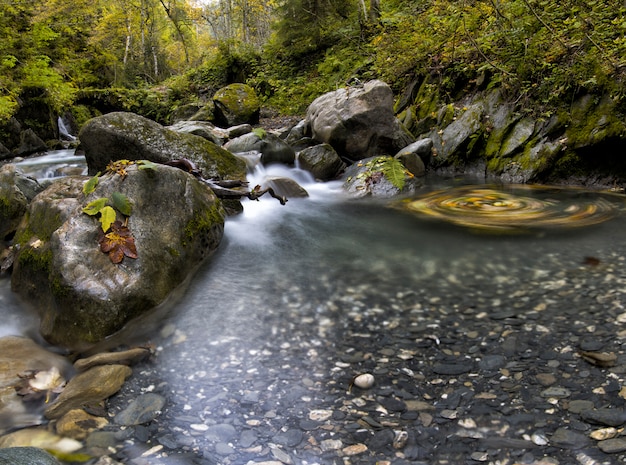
[98, 221, 138, 264]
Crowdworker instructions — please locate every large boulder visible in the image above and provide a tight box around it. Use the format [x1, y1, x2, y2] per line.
[78, 112, 247, 181]
[11, 163, 225, 350]
[304, 80, 415, 161]
[212, 83, 260, 127]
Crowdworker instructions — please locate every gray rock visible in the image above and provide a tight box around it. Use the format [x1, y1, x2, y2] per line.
[11, 164, 225, 349]
[298, 144, 346, 181]
[0, 164, 42, 240]
[0, 447, 60, 465]
[79, 112, 247, 180]
[225, 131, 295, 165]
[580, 408, 626, 427]
[167, 120, 225, 146]
[304, 80, 415, 161]
[432, 363, 473, 375]
[114, 393, 166, 425]
[15, 129, 48, 157]
[206, 423, 237, 442]
[597, 437, 626, 453]
[500, 117, 536, 157]
[550, 428, 589, 449]
[478, 355, 506, 371]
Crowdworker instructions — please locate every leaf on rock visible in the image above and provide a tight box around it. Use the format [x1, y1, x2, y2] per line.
[82, 174, 100, 195]
[82, 197, 108, 216]
[99, 206, 117, 232]
[98, 221, 138, 264]
[137, 160, 158, 171]
[111, 191, 132, 216]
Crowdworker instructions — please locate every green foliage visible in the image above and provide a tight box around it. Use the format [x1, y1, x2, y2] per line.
[380, 157, 408, 190]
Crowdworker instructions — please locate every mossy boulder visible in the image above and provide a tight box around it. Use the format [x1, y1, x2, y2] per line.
[343, 156, 422, 198]
[11, 164, 224, 350]
[78, 111, 247, 181]
[212, 83, 260, 127]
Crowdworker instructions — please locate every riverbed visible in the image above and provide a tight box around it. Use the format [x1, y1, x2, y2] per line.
[2, 155, 626, 464]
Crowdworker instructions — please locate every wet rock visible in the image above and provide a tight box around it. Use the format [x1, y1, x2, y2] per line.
[343, 156, 421, 198]
[0, 336, 72, 435]
[298, 144, 346, 181]
[114, 393, 165, 426]
[262, 176, 308, 198]
[597, 437, 626, 453]
[0, 164, 43, 241]
[0, 428, 82, 454]
[580, 408, 626, 427]
[0, 446, 60, 465]
[55, 408, 108, 439]
[550, 428, 590, 449]
[73, 347, 152, 372]
[44, 365, 132, 419]
[365, 428, 394, 452]
[432, 363, 473, 375]
[225, 131, 296, 165]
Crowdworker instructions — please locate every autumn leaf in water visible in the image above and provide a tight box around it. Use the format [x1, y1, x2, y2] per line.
[98, 221, 138, 264]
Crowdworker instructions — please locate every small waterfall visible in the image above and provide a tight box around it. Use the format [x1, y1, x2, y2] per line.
[57, 116, 76, 141]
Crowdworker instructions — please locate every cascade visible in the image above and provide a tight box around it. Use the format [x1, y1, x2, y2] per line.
[57, 116, 76, 141]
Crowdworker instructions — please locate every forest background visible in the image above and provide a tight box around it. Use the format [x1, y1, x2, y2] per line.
[1, 0, 625, 129]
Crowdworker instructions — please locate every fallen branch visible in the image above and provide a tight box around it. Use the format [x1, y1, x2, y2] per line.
[164, 158, 288, 205]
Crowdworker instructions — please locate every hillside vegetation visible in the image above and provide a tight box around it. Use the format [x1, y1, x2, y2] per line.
[1, 0, 625, 125]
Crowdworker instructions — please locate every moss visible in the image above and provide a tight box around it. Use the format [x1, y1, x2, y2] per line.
[183, 199, 225, 247]
[565, 95, 626, 149]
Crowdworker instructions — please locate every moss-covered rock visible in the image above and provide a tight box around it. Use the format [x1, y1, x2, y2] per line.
[79, 111, 247, 181]
[11, 165, 225, 350]
[0, 165, 43, 241]
[212, 83, 260, 127]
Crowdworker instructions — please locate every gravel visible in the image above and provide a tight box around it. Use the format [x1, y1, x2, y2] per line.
[101, 198, 626, 465]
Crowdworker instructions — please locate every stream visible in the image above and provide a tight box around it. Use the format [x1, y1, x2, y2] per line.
[2, 151, 626, 464]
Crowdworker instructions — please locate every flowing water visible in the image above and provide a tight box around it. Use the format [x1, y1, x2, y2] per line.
[2, 152, 626, 463]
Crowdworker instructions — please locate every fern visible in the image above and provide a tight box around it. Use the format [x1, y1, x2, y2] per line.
[381, 157, 407, 190]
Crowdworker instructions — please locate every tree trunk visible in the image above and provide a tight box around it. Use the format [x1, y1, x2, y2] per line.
[369, 0, 380, 22]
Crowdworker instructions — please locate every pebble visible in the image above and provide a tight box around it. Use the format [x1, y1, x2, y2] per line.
[580, 408, 626, 427]
[597, 438, 626, 453]
[114, 393, 165, 426]
[353, 373, 375, 389]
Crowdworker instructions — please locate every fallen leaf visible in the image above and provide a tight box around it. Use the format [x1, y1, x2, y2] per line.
[98, 221, 138, 264]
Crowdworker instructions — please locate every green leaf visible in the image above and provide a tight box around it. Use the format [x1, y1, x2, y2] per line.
[111, 191, 132, 216]
[82, 173, 100, 195]
[137, 160, 158, 171]
[98, 206, 117, 232]
[82, 197, 108, 216]
[381, 157, 407, 190]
